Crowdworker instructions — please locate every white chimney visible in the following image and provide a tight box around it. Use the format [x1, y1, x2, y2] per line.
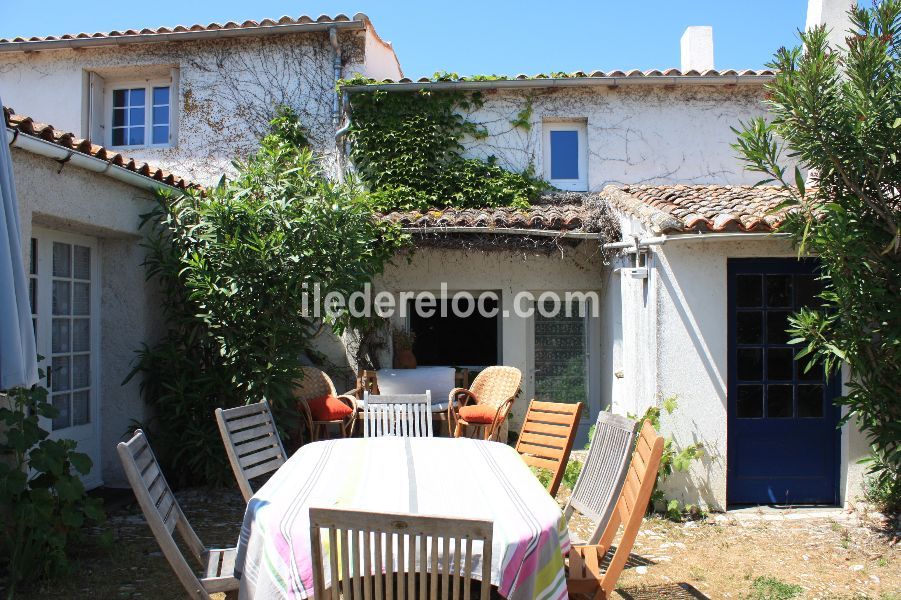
[806, 0, 855, 50]
[680, 26, 714, 72]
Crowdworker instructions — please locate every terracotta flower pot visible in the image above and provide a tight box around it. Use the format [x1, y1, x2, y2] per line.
[394, 349, 417, 369]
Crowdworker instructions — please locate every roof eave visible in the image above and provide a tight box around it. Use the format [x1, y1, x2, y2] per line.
[341, 74, 774, 93]
[0, 20, 366, 53]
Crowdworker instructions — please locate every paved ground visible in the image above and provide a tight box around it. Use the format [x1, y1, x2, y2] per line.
[10, 486, 900, 599]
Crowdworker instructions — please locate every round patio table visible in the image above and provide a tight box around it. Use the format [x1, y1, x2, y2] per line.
[233, 437, 570, 600]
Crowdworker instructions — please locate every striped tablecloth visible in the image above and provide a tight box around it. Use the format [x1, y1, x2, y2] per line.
[234, 437, 570, 600]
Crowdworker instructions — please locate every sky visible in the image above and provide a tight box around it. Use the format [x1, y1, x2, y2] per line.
[1, 1, 816, 79]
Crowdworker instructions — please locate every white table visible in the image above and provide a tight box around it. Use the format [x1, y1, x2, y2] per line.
[376, 366, 456, 410]
[234, 437, 570, 600]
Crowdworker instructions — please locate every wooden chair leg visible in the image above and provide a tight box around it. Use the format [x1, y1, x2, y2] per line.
[453, 421, 464, 438]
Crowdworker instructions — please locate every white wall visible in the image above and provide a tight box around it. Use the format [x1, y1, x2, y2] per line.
[0, 29, 371, 185]
[455, 85, 769, 190]
[610, 222, 869, 510]
[12, 148, 163, 487]
[376, 243, 606, 436]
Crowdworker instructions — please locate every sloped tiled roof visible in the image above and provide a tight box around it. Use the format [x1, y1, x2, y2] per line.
[602, 184, 797, 233]
[0, 14, 369, 51]
[341, 69, 775, 92]
[5, 107, 198, 191]
[380, 192, 609, 234]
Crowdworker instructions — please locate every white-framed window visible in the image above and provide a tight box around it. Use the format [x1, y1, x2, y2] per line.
[85, 68, 179, 149]
[542, 120, 588, 191]
[108, 81, 171, 148]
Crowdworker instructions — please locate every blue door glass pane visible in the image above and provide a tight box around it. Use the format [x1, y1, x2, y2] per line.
[550, 130, 579, 179]
[112, 89, 126, 106]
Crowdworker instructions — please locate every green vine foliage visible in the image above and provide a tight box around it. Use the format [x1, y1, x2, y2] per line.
[0, 382, 106, 596]
[129, 107, 407, 486]
[345, 75, 548, 212]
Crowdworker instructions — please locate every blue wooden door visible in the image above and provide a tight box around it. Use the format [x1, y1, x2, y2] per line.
[727, 258, 841, 505]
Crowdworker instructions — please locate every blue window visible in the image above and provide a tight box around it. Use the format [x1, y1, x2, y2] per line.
[550, 130, 580, 179]
[152, 86, 170, 145]
[111, 88, 145, 147]
[110, 84, 171, 147]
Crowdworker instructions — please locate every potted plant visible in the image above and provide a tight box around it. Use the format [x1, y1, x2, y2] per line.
[392, 328, 417, 369]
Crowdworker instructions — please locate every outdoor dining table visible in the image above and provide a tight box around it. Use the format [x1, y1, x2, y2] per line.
[233, 436, 570, 600]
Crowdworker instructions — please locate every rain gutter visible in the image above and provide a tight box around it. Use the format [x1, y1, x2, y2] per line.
[0, 21, 366, 53]
[7, 127, 182, 193]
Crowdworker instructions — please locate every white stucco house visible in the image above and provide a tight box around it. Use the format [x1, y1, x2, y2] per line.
[0, 13, 401, 184]
[4, 107, 197, 487]
[0, 1, 870, 510]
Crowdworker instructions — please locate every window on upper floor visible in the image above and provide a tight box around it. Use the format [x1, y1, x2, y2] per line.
[542, 120, 588, 191]
[110, 85, 170, 147]
[84, 68, 178, 149]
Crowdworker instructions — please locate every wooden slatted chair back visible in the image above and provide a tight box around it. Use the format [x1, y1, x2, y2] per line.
[215, 399, 288, 503]
[563, 411, 638, 544]
[117, 430, 238, 599]
[516, 400, 583, 497]
[309, 507, 493, 600]
[567, 420, 665, 600]
[363, 391, 433, 438]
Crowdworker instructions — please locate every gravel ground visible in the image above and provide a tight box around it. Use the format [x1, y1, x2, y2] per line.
[10, 486, 900, 599]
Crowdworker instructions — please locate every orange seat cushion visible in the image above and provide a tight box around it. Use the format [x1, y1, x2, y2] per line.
[306, 395, 353, 421]
[458, 404, 497, 424]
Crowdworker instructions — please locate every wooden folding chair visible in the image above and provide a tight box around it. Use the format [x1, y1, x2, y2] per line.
[309, 507, 493, 600]
[215, 399, 288, 503]
[117, 430, 239, 600]
[363, 391, 433, 438]
[516, 400, 583, 497]
[566, 420, 665, 600]
[563, 411, 638, 544]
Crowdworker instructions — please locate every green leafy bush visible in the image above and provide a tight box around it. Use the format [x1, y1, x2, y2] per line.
[346, 76, 548, 212]
[629, 397, 706, 521]
[0, 384, 106, 596]
[130, 108, 407, 486]
[733, 1, 900, 495]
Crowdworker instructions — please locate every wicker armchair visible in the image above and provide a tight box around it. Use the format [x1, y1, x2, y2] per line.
[292, 366, 357, 441]
[447, 366, 522, 440]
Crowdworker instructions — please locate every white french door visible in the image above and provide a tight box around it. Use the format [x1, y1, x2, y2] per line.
[30, 228, 102, 488]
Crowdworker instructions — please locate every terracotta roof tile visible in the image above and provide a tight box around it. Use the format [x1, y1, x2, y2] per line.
[342, 69, 775, 89]
[0, 13, 366, 49]
[4, 106, 199, 191]
[602, 184, 797, 233]
[380, 192, 609, 234]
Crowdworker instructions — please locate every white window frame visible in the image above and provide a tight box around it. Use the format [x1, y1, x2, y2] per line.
[104, 77, 173, 150]
[542, 120, 588, 191]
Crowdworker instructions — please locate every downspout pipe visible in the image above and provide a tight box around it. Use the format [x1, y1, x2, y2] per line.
[328, 26, 346, 182]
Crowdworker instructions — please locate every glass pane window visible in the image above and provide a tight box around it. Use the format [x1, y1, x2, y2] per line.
[534, 300, 588, 406]
[52, 394, 71, 430]
[550, 130, 580, 180]
[111, 87, 146, 147]
[152, 86, 170, 145]
[73, 391, 90, 426]
[74, 245, 91, 280]
[52, 242, 70, 277]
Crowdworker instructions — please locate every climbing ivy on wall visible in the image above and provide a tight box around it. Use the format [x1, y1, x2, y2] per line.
[344, 74, 548, 212]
